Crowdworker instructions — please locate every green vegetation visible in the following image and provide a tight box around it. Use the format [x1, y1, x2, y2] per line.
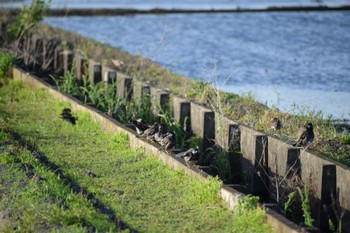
[0, 131, 116, 232]
[233, 195, 271, 233]
[0, 78, 272, 232]
[0, 51, 16, 78]
[283, 186, 314, 227]
[7, 0, 50, 41]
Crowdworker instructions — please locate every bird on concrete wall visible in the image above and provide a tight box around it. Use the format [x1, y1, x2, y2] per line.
[154, 123, 169, 144]
[270, 117, 282, 130]
[140, 122, 159, 140]
[159, 132, 176, 151]
[293, 122, 314, 147]
[175, 147, 199, 162]
[131, 118, 149, 136]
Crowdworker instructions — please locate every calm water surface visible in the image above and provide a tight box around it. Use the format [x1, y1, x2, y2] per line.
[3, 0, 350, 9]
[45, 12, 350, 119]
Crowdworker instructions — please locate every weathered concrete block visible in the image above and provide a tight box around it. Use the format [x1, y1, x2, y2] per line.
[74, 52, 88, 84]
[268, 136, 301, 178]
[31, 36, 44, 70]
[150, 87, 170, 116]
[22, 37, 31, 67]
[215, 113, 239, 150]
[88, 60, 102, 84]
[62, 50, 74, 73]
[133, 80, 151, 105]
[190, 102, 215, 158]
[336, 165, 350, 232]
[214, 114, 241, 183]
[102, 66, 117, 84]
[240, 126, 269, 200]
[300, 150, 333, 196]
[116, 72, 132, 100]
[54, 45, 63, 75]
[42, 38, 60, 71]
[173, 96, 191, 132]
[318, 165, 337, 231]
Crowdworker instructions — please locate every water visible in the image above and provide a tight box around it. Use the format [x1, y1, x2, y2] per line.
[44, 11, 350, 119]
[2, 0, 350, 9]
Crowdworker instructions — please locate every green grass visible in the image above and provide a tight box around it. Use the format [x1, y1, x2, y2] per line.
[0, 79, 272, 232]
[0, 131, 116, 232]
[0, 52, 16, 78]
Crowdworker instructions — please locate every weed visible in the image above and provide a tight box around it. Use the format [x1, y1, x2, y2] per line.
[233, 195, 272, 233]
[0, 51, 16, 78]
[340, 135, 350, 145]
[158, 110, 187, 149]
[209, 151, 232, 183]
[284, 190, 298, 222]
[283, 186, 315, 227]
[297, 187, 314, 227]
[51, 70, 81, 96]
[7, 0, 50, 42]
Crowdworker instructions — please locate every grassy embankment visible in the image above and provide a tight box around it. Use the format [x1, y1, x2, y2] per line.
[34, 23, 350, 166]
[0, 72, 271, 232]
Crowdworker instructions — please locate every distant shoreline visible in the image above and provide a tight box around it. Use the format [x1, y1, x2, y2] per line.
[1, 5, 350, 16]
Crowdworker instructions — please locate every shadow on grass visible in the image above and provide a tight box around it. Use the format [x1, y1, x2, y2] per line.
[4, 128, 139, 233]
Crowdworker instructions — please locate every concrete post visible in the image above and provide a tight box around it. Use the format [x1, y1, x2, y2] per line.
[22, 37, 31, 67]
[318, 165, 338, 232]
[42, 38, 60, 71]
[31, 36, 44, 70]
[89, 60, 102, 84]
[54, 45, 63, 76]
[252, 135, 269, 201]
[116, 72, 133, 100]
[74, 52, 88, 84]
[227, 124, 241, 183]
[102, 66, 117, 84]
[286, 148, 301, 178]
[150, 87, 170, 116]
[133, 80, 151, 106]
[190, 102, 215, 164]
[241, 126, 269, 201]
[173, 96, 191, 133]
[62, 50, 74, 73]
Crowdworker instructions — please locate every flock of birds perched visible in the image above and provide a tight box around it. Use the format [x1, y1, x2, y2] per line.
[130, 118, 199, 161]
[60, 108, 314, 164]
[270, 117, 314, 147]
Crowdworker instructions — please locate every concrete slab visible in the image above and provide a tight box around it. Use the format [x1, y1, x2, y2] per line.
[116, 71, 132, 100]
[173, 96, 191, 132]
[133, 80, 150, 103]
[74, 52, 88, 83]
[102, 66, 117, 84]
[62, 50, 74, 73]
[150, 86, 170, 116]
[88, 60, 102, 84]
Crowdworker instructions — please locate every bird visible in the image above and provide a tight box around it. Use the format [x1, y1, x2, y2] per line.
[131, 118, 149, 136]
[270, 117, 282, 130]
[60, 108, 77, 125]
[86, 170, 97, 178]
[175, 147, 199, 162]
[159, 132, 176, 151]
[140, 122, 159, 140]
[154, 123, 169, 144]
[293, 122, 314, 147]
